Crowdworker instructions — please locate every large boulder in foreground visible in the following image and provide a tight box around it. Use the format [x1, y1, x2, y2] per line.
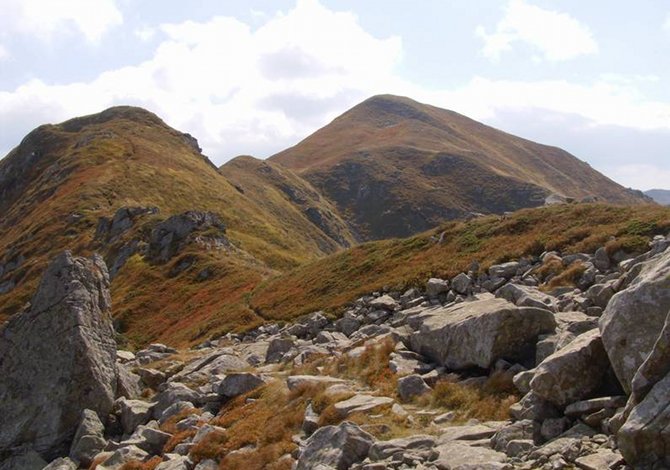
[617, 308, 670, 467]
[409, 297, 556, 369]
[599, 248, 670, 393]
[0, 252, 117, 460]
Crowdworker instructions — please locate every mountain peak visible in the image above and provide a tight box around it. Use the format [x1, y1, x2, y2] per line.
[57, 105, 166, 133]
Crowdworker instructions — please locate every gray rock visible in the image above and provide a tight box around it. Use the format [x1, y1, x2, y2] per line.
[530, 329, 609, 407]
[491, 420, 538, 452]
[599, 248, 670, 393]
[155, 456, 193, 469]
[158, 401, 195, 425]
[138, 368, 167, 389]
[302, 403, 319, 436]
[585, 281, 616, 309]
[69, 409, 106, 466]
[593, 247, 611, 272]
[0, 252, 117, 460]
[117, 364, 142, 399]
[96, 444, 148, 470]
[0, 450, 47, 470]
[397, 374, 431, 401]
[510, 391, 560, 421]
[426, 278, 449, 297]
[42, 457, 78, 470]
[333, 394, 394, 418]
[617, 308, 670, 466]
[451, 273, 473, 295]
[368, 435, 436, 461]
[575, 449, 623, 470]
[489, 261, 520, 279]
[409, 298, 556, 369]
[148, 211, 226, 263]
[434, 441, 508, 469]
[265, 337, 295, 363]
[370, 294, 399, 311]
[296, 421, 374, 470]
[335, 316, 361, 337]
[154, 383, 201, 418]
[125, 425, 172, 454]
[217, 373, 266, 398]
[117, 398, 154, 436]
[496, 283, 556, 311]
[286, 375, 346, 391]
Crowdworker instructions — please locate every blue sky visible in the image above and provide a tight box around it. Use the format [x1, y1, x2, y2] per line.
[0, 0, 668, 189]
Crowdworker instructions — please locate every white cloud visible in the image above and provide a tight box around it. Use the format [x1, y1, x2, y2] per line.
[0, 44, 8, 60]
[476, 0, 598, 62]
[0, 0, 402, 159]
[605, 164, 670, 191]
[0, 0, 667, 190]
[664, 14, 670, 31]
[0, 0, 122, 43]
[134, 26, 156, 42]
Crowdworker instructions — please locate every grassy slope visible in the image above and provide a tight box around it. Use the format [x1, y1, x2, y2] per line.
[250, 204, 670, 321]
[219, 156, 358, 249]
[0, 107, 350, 345]
[270, 95, 647, 239]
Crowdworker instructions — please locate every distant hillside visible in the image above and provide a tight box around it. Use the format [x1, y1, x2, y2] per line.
[0, 107, 353, 345]
[645, 189, 670, 205]
[271, 94, 648, 240]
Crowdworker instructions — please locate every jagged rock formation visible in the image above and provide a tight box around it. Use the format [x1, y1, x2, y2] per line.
[0, 252, 117, 463]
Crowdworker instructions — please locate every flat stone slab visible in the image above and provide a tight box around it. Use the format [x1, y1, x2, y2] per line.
[286, 375, 346, 391]
[334, 394, 394, 417]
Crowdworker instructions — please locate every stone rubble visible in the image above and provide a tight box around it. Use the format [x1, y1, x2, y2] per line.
[2, 232, 670, 469]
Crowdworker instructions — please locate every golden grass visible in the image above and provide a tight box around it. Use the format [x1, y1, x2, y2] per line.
[417, 371, 518, 422]
[251, 204, 670, 321]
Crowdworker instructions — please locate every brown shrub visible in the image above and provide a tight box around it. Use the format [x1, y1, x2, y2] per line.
[163, 429, 197, 453]
[119, 457, 162, 470]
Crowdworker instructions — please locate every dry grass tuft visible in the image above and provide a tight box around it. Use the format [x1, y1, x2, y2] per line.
[119, 457, 162, 470]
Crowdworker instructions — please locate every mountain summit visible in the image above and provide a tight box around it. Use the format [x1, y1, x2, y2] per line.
[271, 94, 647, 240]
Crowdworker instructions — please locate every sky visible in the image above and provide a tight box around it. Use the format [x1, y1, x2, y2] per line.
[0, 0, 668, 190]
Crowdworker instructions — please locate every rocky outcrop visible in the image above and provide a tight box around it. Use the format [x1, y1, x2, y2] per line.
[0, 252, 117, 461]
[599, 248, 670, 392]
[147, 211, 227, 263]
[409, 297, 556, 369]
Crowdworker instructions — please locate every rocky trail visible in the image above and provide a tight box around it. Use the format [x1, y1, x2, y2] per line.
[1, 233, 670, 470]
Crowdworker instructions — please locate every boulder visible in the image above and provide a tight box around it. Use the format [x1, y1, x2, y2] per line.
[434, 441, 508, 469]
[489, 261, 520, 279]
[451, 273, 473, 295]
[0, 252, 117, 461]
[333, 394, 394, 418]
[117, 398, 154, 435]
[397, 374, 432, 401]
[265, 337, 295, 363]
[148, 211, 226, 263]
[295, 421, 374, 470]
[409, 298, 556, 369]
[426, 278, 449, 297]
[530, 329, 609, 407]
[69, 409, 106, 467]
[617, 308, 670, 466]
[217, 373, 266, 398]
[286, 375, 346, 391]
[96, 445, 148, 470]
[0, 450, 47, 470]
[42, 457, 78, 470]
[370, 294, 399, 311]
[599, 248, 670, 393]
[496, 283, 556, 311]
[153, 383, 201, 419]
